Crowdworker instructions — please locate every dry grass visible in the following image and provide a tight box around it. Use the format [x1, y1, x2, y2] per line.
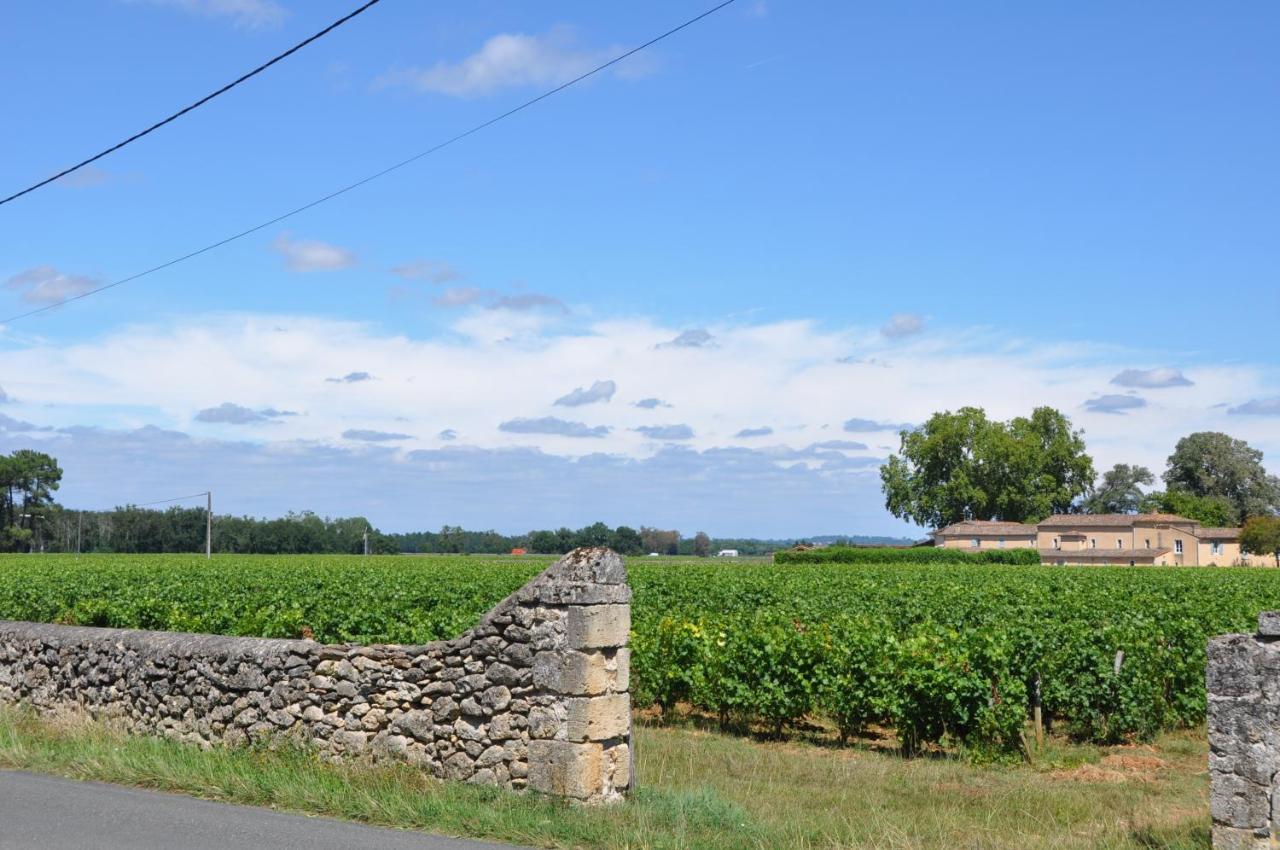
[0, 706, 1209, 849]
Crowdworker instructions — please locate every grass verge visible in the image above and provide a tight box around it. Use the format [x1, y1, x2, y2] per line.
[0, 707, 1210, 849]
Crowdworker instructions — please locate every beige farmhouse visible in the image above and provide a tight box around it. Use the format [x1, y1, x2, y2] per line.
[933, 513, 1264, 566]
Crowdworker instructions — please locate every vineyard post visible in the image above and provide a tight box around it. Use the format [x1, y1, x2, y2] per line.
[205, 491, 212, 560]
[1033, 673, 1043, 750]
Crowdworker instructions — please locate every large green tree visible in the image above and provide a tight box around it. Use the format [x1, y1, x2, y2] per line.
[1138, 490, 1236, 527]
[1163, 432, 1280, 523]
[1240, 516, 1280, 567]
[0, 449, 63, 552]
[880, 406, 1094, 529]
[1085, 464, 1154, 514]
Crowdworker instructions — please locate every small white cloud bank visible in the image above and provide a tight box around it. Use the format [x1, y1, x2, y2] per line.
[130, 0, 285, 29]
[1084, 394, 1147, 415]
[554, 380, 616, 407]
[194, 402, 297, 425]
[499, 417, 609, 439]
[343, 429, 412, 442]
[1111, 368, 1193, 389]
[377, 28, 646, 98]
[657, 329, 714, 349]
[1229, 397, 1280, 416]
[271, 233, 356, 273]
[5, 266, 99, 306]
[325, 372, 374, 384]
[635, 424, 695, 441]
[880, 313, 925, 339]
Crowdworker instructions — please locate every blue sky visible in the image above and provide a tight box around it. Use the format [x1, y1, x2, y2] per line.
[1, 0, 1277, 537]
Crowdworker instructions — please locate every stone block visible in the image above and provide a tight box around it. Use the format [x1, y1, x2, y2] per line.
[1208, 637, 1262, 698]
[566, 694, 630, 743]
[527, 739, 603, 800]
[605, 742, 631, 792]
[612, 648, 630, 693]
[565, 606, 631, 651]
[1210, 826, 1271, 850]
[533, 650, 611, 696]
[1211, 772, 1270, 831]
[549, 548, 627, 586]
[1258, 612, 1280, 638]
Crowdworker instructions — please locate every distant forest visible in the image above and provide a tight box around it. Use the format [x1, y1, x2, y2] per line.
[32, 505, 913, 556]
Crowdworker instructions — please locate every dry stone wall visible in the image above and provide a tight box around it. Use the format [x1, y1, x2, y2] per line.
[0, 547, 632, 803]
[1208, 612, 1280, 848]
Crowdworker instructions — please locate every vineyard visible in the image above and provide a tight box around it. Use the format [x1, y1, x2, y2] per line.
[2, 553, 1277, 757]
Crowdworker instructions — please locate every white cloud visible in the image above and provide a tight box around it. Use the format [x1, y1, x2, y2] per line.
[0, 311, 1275, 535]
[881, 313, 925, 339]
[657, 329, 714, 349]
[1230, 397, 1280, 416]
[130, 0, 285, 29]
[390, 260, 461, 284]
[500, 417, 609, 439]
[378, 28, 644, 98]
[635, 424, 694, 440]
[1111, 368, 1193, 389]
[555, 380, 616, 407]
[343, 429, 412, 442]
[194, 402, 296, 424]
[271, 234, 356, 272]
[489, 293, 567, 313]
[433, 286, 494, 308]
[325, 371, 374, 384]
[843, 418, 914, 433]
[4, 266, 99, 306]
[1084, 394, 1147, 415]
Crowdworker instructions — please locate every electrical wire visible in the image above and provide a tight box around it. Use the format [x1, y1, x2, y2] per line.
[125, 491, 210, 508]
[0, 0, 739, 324]
[0, 0, 385, 208]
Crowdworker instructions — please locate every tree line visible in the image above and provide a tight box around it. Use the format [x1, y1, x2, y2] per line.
[37, 506, 400, 555]
[881, 406, 1280, 562]
[386, 525, 893, 556]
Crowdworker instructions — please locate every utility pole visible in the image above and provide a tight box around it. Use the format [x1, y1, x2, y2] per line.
[363, 526, 369, 558]
[205, 491, 212, 560]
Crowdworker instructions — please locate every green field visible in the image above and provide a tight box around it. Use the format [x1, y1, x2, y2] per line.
[2, 553, 1277, 754]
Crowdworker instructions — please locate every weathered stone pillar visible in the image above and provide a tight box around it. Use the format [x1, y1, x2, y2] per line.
[1208, 612, 1280, 849]
[524, 547, 633, 803]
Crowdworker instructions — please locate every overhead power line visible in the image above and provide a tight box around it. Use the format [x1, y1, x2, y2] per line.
[125, 491, 211, 508]
[0, 0, 739, 325]
[0, 0, 385, 208]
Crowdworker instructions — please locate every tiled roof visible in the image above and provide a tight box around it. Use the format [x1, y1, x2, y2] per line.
[1040, 548, 1171, 559]
[1198, 527, 1242, 539]
[1038, 513, 1197, 528]
[933, 520, 1037, 537]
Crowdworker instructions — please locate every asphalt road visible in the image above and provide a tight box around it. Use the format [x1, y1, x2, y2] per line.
[0, 770, 526, 850]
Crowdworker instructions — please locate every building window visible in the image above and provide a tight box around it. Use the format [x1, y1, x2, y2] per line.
[1053, 537, 1060, 550]
[998, 538, 1006, 548]
[1090, 538, 1097, 549]
[1175, 539, 1184, 555]
[1117, 539, 1124, 549]
[1212, 541, 1223, 556]
[970, 538, 979, 548]
[1144, 538, 1151, 549]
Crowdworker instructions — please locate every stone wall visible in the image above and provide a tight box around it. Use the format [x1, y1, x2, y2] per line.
[1207, 612, 1280, 848]
[0, 547, 632, 803]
